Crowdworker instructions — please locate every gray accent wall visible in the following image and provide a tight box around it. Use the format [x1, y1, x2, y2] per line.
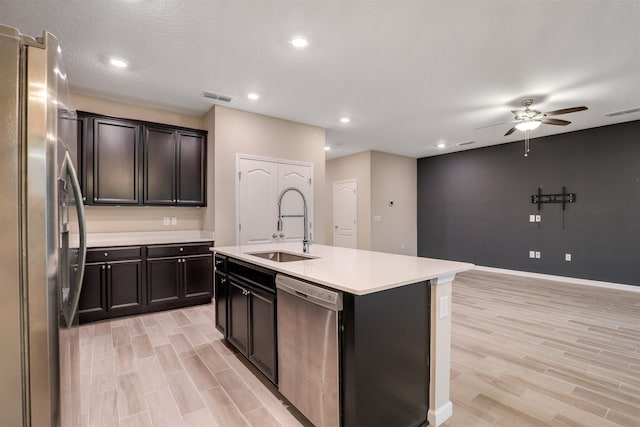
[417, 120, 640, 286]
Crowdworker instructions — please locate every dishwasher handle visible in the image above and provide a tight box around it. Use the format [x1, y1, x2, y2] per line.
[276, 274, 343, 312]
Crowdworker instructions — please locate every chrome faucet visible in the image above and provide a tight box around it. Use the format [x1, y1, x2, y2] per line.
[277, 187, 310, 253]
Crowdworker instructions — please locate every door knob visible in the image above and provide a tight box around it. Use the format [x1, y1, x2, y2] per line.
[279, 233, 285, 238]
[272, 233, 278, 238]
[335, 225, 338, 229]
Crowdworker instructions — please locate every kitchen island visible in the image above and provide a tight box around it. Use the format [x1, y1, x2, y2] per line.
[212, 242, 472, 427]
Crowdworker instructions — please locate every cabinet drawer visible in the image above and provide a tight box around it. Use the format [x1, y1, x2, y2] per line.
[86, 246, 142, 263]
[214, 254, 227, 272]
[147, 242, 213, 258]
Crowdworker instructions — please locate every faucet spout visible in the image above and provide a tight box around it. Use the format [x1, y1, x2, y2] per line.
[277, 187, 310, 253]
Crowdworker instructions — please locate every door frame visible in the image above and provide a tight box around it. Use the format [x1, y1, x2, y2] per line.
[235, 154, 314, 245]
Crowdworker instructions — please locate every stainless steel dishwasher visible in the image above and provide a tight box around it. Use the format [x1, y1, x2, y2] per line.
[276, 274, 343, 427]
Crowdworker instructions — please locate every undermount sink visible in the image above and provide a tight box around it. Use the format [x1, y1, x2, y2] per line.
[246, 251, 317, 262]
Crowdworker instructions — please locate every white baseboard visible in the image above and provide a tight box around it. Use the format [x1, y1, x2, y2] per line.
[427, 401, 453, 426]
[473, 265, 640, 293]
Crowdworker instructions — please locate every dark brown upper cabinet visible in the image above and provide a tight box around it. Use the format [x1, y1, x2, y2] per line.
[144, 126, 176, 205]
[91, 118, 141, 205]
[79, 112, 207, 207]
[144, 127, 207, 206]
[177, 131, 206, 206]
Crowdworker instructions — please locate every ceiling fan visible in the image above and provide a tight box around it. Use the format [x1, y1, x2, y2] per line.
[504, 99, 588, 156]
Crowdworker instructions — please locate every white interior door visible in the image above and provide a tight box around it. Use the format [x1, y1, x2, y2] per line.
[333, 179, 357, 248]
[278, 164, 313, 242]
[237, 156, 313, 245]
[238, 159, 278, 245]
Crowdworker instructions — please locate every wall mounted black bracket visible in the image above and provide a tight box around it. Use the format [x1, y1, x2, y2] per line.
[531, 186, 576, 211]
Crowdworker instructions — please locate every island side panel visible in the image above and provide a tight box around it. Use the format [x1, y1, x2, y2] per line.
[428, 275, 454, 426]
[342, 281, 430, 427]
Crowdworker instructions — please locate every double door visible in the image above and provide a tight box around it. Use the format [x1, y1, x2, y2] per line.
[78, 247, 143, 323]
[237, 156, 313, 245]
[147, 244, 212, 310]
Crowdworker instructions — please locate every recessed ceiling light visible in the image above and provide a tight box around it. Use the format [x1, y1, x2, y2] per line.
[109, 57, 128, 68]
[290, 37, 308, 48]
[339, 117, 351, 124]
[324, 146, 331, 151]
[247, 93, 259, 100]
[436, 143, 446, 149]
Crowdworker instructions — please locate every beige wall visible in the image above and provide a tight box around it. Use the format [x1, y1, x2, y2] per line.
[325, 150, 417, 255]
[324, 151, 372, 250]
[72, 93, 208, 233]
[211, 105, 326, 247]
[370, 151, 417, 256]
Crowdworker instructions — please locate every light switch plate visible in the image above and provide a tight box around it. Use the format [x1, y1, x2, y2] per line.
[171, 217, 177, 225]
[529, 215, 536, 222]
[373, 215, 382, 222]
[565, 253, 572, 261]
[163, 217, 170, 226]
[529, 251, 535, 258]
[535, 215, 541, 222]
[535, 251, 541, 259]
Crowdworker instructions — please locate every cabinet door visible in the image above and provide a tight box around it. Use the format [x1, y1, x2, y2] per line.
[176, 131, 206, 206]
[78, 263, 107, 320]
[92, 118, 140, 205]
[214, 273, 228, 336]
[144, 126, 175, 204]
[147, 258, 181, 306]
[183, 254, 212, 299]
[107, 260, 143, 314]
[248, 288, 277, 383]
[227, 279, 249, 355]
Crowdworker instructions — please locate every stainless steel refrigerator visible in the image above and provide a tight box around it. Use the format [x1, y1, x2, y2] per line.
[0, 24, 87, 427]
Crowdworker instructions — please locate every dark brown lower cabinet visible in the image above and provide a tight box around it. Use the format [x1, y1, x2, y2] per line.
[247, 286, 277, 382]
[214, 272, 228, 336]
[227, 278, 250, 355]
[146, 243, 213, 312]
[79, 247, 143, 323]
[78, 242, 213, 324]
[225, 273, 277, 384]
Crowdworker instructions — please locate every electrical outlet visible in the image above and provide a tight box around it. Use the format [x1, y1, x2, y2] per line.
[171, 217, 177, 225]
[163, 217, 170, 226]
[373, 215, 382, 222]
[535, 215, 542, 222]
[529, 215, 536, 222]
[439, 295, 449, 319]
[529, 251, 535, 258]
[565, 253, 572, 262]
[535, 251, 541, 259]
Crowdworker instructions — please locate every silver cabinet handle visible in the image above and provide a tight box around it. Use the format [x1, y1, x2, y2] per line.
[220, 277, 226, 284]
[104, 252, 108, 257]
[107, 265, 111, 270]
[179, 247, 184, 252]
[101, 265, 105, 270]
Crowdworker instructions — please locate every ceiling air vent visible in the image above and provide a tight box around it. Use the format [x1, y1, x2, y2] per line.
[604, 107, 640, 117]
[456, 140, 476, 146]
[202, 90, 234, 103]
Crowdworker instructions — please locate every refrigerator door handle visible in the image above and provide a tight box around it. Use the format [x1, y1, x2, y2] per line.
[62, 151, 87, 325]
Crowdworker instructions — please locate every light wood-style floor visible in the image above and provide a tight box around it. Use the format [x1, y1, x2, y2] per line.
[80, 271, 640, 427]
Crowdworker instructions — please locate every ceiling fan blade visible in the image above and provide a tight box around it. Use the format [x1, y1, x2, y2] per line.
[545, 106, 588, 116]
[542, 118, 571, 126]
[504, 126, 517, 136]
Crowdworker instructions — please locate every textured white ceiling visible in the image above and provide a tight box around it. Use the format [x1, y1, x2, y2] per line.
[2, 0, 639, 159]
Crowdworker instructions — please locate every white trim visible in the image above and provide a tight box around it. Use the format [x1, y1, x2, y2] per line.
[236, 152, 313, 167]
[474, 265, 640, 293]
[427, 401, 453, 426]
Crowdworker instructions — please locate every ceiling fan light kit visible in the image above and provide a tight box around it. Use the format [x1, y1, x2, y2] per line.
[500, 98, 588, 157]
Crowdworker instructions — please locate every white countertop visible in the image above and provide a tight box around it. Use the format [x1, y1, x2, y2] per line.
[212, 243, 473, 295]
[78, 230, 215, 248]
